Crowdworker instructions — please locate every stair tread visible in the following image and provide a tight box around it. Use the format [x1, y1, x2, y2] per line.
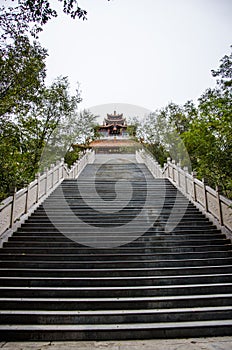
[1, 305, 232, 315]
[1, 319, 232, 330]
[0, 294, 232, 305]
[1, 282, 232, 290]
[1, 273, 232, 280]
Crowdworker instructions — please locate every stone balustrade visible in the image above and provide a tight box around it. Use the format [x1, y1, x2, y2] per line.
[0, 149, 95, 241]
[136, 148, 232, 235]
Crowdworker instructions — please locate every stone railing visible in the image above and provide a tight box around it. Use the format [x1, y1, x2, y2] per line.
[0, 149, 95, 241]
[136, 149, 232, 235]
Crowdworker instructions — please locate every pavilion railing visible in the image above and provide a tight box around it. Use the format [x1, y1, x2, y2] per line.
[136, 148, 232, 235]
[0, 149, 95, 241]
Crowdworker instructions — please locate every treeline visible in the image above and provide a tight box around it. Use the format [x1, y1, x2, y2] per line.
[0, 1, 97, 201]
[137, 47, 232, 198]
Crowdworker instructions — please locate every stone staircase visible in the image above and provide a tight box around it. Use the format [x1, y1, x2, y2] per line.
[0, 154, 232, 340]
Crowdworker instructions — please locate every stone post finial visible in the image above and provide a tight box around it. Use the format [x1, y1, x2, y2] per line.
[191, 171, 197, 178]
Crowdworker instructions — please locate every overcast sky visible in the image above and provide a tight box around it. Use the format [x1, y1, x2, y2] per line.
[39, 0, 232, 119]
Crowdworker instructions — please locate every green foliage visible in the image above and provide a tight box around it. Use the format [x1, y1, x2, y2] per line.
[143, 142, 169, 167]
[182, 90, 232, 196]
[138, 46, 232, 198]
[0, 119, 34, 200]
[0, 76, 81, 201]
[93, 124, 101, 139]
[0, 1, 87, 41]
[137, 104, 193, 169]
[211, 46, 232, 91]
[64, 148, 80, 167]
[127, 116, 140, 137]
[0, 0, 110, 202]
[182, 47, 232, 196]
[43, 108, 96, 168]
[1, 1, 110, 40]
[0, 36, 47, 117]
[75, 109, 97, 145]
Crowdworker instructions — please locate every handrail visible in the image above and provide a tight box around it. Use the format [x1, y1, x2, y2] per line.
[0, 149, 95, 239]
[136, 148, 232, 234]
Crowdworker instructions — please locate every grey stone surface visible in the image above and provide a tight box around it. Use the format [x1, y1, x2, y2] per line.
[94, 153, 136, 164]
[1, 338, 232, 350]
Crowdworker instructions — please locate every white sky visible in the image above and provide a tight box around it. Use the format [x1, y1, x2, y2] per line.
[39, 0, 232, 119]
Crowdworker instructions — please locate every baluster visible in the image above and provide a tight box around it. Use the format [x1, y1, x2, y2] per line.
[191, 171, 197, 202]
[177, 162, 181, 188]
[10, 186, 17, 228]
[183, 166, 188, 195]
[202, 178, 208, 213]
[35, 173, 40, 202]
[216, 185, 223, 226]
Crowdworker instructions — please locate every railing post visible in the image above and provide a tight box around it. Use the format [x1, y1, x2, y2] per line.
[183, 166, 188, 195]
[25, 184, 30, 213]
[44, 167, 49, 194]
[191, 171, 197, 202]
[76, 159, 79, 178]
[216, 185, 223, 226]
[163, 163, 167, 178]
[50, 164, 55, 187]
[10, 187, 17, 228]
[60, 158, 65, 180]
[177, 162, 181, 188]
[55, 160, 60, 184]
[172, 160, 175, 182]
[202, 178, 208, 213]
[35, 173, 40, 203]
[167, 158, 171, 179]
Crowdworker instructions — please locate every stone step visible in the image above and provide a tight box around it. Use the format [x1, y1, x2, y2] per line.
[1, 283, 232, 298]
[1, 265, 232, 277]
[12, 236, 222, 245]
[24, 222, 215, 230]
[1, 251, 231, 261]
[2, 245, 231, 255]
[2, 320, 232, 341]
[9, 233, 227, 240]
[26, 215, 210, 222]
[38, 205, 201, 210]
[28, 215, 209, 222]
[4, 237, 230, 246]
[1, 274, 232, 287]
[0, 306, 232, 325]
[17, 227, 220, 234]
[1, 257, 232, 269]
[15, 228, 222, 235]
[1, 294, 232, 310]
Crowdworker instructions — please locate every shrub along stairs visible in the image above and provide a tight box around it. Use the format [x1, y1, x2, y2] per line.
[0, 155, 232, 340]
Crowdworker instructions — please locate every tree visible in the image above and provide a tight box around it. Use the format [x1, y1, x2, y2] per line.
[0, 76, 81, 200]
[211, 46, 232, 92]
[21, 76, 82, 169]
[44, 108, 97, 168]
[136, 105, 193, 167]
[1, 0, 109, 200]
[0, 36, 47, 118]
[136, 45, 232, 198]
[126, 116, 140, 138]
[60, 109, 98, 166]
[181, 46, 232, 196]
[1, 1, 110, 40]
[182, 87, 232, 196]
